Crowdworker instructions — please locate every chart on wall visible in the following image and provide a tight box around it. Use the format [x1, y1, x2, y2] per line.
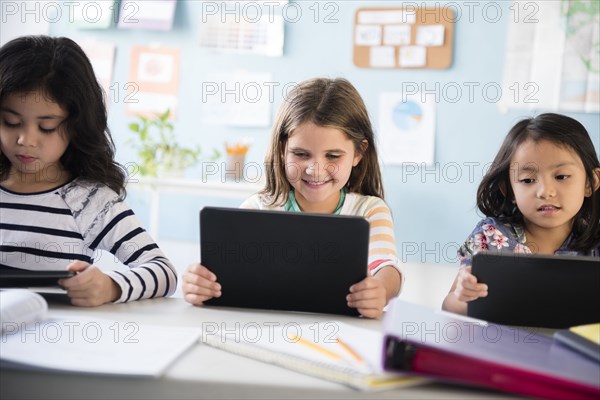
[500, 0, 599, 113]
[198, 1, 285, 57]
[378, 92, 436, 165]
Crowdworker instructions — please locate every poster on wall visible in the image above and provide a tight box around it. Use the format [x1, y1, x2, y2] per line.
[198, 15, 284, 57]
[79, 40, 116, 105]
[500, 1, 599, 113]
[72, 0, 117, 29]
[127, 46, 180, 117]
[118, 0, 177, 31]
[378, 92, 436, 165]
[200, 70, 272, 127]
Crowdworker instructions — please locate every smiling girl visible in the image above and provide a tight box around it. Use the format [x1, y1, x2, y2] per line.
[183, 78, 402, 318]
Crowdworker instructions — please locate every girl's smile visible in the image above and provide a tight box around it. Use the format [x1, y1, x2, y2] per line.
[304, 179, 331, 187]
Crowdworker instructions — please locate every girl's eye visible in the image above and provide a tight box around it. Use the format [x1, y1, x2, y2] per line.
[555, 175, 570, 181]
[39, 127, 57, 134]
[2, 120, 19, 128]
[292, 152, 308, 158]
[519, 178, 535, 184]
[326, 154, 341, 160]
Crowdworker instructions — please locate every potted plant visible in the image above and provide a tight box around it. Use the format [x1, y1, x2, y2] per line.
[128, 109, 220, 178]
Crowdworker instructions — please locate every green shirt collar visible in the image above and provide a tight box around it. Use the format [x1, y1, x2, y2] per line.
[284, 189, 346, 214]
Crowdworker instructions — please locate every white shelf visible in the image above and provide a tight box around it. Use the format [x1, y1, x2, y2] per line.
[126, 177, 264, 238]
[127, 176, 263, 199]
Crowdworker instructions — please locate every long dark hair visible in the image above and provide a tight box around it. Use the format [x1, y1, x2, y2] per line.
[262, 77, 384, 205]
[0, 35, 126, 197]
[477, 113, 600, 251]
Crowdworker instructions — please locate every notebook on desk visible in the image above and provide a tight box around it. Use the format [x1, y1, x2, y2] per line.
[468, 253, 599, 328]
[199, 206, 369, 316]
[200, 320, 423, 391]
[383, 300, 600, 399]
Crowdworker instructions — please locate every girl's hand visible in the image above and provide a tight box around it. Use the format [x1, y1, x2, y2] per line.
[454, 266, 488, 302]
[347, 276, 386, 319]
[182, 263, 221, 305]
[59, 260, 122, 307]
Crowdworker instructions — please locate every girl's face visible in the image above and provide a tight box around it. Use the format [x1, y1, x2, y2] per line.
[0, 91, 70, 187]
[283, 122, 363, 213]
[509, 138, 594, 239]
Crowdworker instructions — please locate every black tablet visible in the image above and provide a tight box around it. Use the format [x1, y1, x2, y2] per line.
[0, 266, 76, 288]
[468, 253, 599, 328]
[200, 207, 370, 316]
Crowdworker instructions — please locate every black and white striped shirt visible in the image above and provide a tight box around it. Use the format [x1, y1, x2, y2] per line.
[0, 179, 177, 302]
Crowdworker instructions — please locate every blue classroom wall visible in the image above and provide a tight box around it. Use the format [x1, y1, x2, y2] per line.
[43, 0, 599, 264]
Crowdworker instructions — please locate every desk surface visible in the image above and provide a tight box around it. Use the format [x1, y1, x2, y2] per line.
[1, 263, 519, 400]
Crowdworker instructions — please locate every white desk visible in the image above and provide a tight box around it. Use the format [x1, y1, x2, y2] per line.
[0, 263, 519, 400]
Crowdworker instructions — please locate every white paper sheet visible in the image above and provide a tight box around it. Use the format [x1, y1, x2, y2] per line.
[1, 315, 201, 377]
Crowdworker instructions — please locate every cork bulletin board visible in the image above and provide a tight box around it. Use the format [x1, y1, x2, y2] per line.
[353, 7, 455, 69]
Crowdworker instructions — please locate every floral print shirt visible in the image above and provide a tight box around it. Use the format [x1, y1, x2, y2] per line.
[458, 217, 599, 267]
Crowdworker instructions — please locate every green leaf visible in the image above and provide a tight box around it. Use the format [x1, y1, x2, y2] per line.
[127, 108, 222, 177]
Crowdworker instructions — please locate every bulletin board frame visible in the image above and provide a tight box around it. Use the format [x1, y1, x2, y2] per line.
[353, 7, 455, 69]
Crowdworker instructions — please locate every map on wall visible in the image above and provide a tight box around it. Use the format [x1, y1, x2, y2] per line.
[500, 0, 599, 113]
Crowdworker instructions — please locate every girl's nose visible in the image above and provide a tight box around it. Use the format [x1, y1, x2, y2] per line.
[17, 128, 37, 147]
[537, 179, 557, 199]
[305, 160, 336, 182]
[305, 161, 317, 175]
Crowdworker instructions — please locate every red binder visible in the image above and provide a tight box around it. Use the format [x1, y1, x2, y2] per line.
[383, 301, 600, 400]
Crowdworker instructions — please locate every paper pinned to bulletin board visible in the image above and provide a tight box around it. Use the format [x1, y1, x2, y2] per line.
[127, 46, 180, 118]
[353, 7, 454, 69]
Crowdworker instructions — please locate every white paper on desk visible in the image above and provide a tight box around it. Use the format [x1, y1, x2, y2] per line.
[0, 290, 47, 330]
[0, 316, 201, 377]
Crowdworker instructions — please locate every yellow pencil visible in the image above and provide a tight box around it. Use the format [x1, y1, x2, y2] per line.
[336, 337, 364, 364]
[288, 335, 342, 361]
